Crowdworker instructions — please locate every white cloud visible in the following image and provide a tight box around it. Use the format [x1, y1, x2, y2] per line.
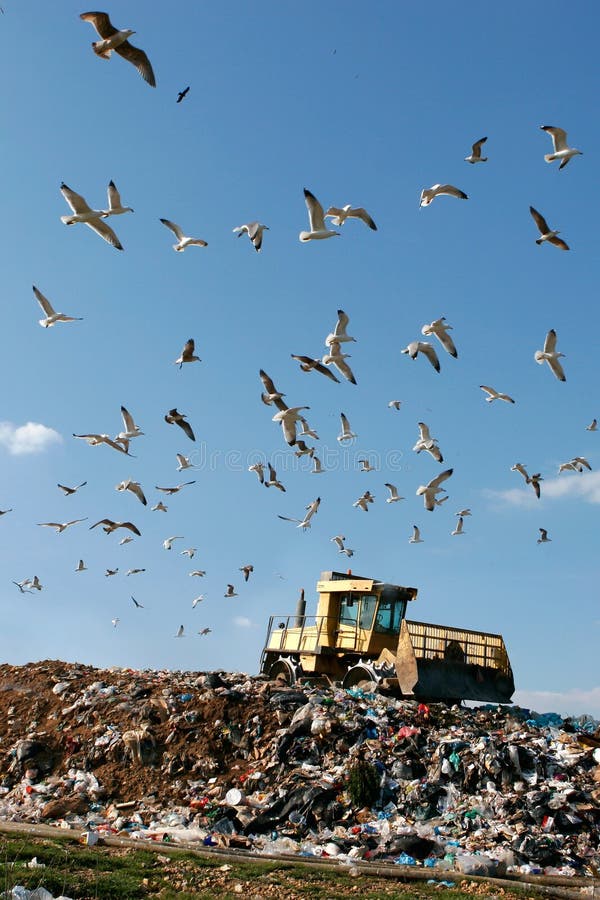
[485, 471, 600, 507]
[513, 686, 600, 719]
[0, 421, 62, 456]
[233, 616, 255, 628]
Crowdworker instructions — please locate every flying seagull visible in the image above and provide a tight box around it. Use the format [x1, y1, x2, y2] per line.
[176, 86, 190, 103]
[240, 564, 254, 582]
[465, 137, 488, 164]
[180, 547, 197, 559]
[189, 570, 206, 577]
[388, 400, 402, 410]
[353, 490, 375, 512]
[233, 222, 269, 252]
[248, 462, 265, 484]
[155, 481, 195, 495]
[337, 412, 357, 443]
[416, 468, 453, 511]
[13, 580, 33, 594]
[456, 508, 472, 517]
[116, 479, 147, 505]
[80, 11, 156, 86]
[331, 535, 354, 557]
[300, 188, 340, 242]
[57, 481, 87, 496]
[224, 584, 238, 597]
[384, 483, 404, 503]
[90, 519, 141, 536]
[105, 568, 119, 577]
[60, 183, 123, 250]
[192, 596, 205, 608]
[530, 207, 569, 250]
[165, 408, 195, 441]
[152, 501, 168, 512]
[558, 457, 592, 473]
[451, 516, 466, 536]
[358, 458, 375, 472]
[529, 473, 543, 499]
[311, 455, 324, 474]
[75, 559, 87, 572]
[534, 329, 566, 381]
[0, 509, 13, 516]
[175, 338, 200, 367]
[325, 309, 356, 347]
[402, 341, 440, 373]
[33, 286, 82, 328]
[131, 595, 144, 608]
[119, 536, 134, 545]
[198, 627, 212, 636]
[325, 204, 377, 230]
[413, 422, 443, 463]
[111, 618, 120, 628]
[291, 354, 340, 383]
[174, 625, 185, 638]
[126, 568, 145, 576]
[409, 525, 424, 544]
[259, 370, 286, 408]
[117, 406, 144, 441]
[272, 406, 310, 446]
[419, 184, 467, 207]
[511, 462, 530, 484]
[73, 433, 134, 455]
[278, 497, 321, 529]
[480, 385, 515, 404]
[163, 536, 184, 550]
[421, 317, 458, 358]
[540, 126, 582, 169]
[103, 181, 133, 217]
[37, 518, 87, 534]
[586, 419, 597, 432]
[265, 463, 285, 492]
[176, 453, 196, 471]
[537, 528, 552, 544]
[159, 218, 207, 252]
[322, 340, 357, 384]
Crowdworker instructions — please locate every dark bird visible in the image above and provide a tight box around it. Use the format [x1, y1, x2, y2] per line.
[90, 519, 141, 536]
[291, 354, 340, 383]
[131, 595, 144, 608]
[165, 408, 195, 441]
[57, 481, 87, 496]
[176, 86, 190, 103]
[80, 11, 156, 86]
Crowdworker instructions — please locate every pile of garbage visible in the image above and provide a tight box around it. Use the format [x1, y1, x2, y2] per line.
[0, 660, 598, 879]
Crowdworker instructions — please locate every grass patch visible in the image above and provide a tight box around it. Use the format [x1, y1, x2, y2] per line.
[0, 831, 549, 900]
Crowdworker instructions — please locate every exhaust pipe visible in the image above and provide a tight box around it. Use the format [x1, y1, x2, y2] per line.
[294, 588, 306, 626]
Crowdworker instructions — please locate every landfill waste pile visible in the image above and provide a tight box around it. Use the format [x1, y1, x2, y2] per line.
[0, 660, 599, 881]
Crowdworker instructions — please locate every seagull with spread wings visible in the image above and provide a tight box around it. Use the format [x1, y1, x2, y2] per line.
[384, 483, 404, 503]
[259, 370, 287, 409]
[402, 340, 440, 372]
[299, 188, 340, 242]
[465, 137, 488, 164]
[73, 432, 134, 455]
[480, 385, 515, 404]
[116, 479, 147, 506]
[272, 406, 310, 446]
[322, 341, 357, 384]
[353, 490, 375, 512]
[90, 519, 141, 536]
[165, 409, 196, 441]
[530, 207, 569, 250]
[33, 286, 82, 328]
[337, 412, 357, 443]
[413, 422, 443, 463]
[416, 469, 453, 511]
[534, 329, 566, 381]
[325, 204, 377, 230]
[175, 338, 200, 368]
[421, 317, 458, 358]
[265, 463, 286, 491]
[233, 222, 269, 252]
[57, 481, 87, 496]
[290, 354, 340, 383]
[116, 406, 144, 442]
[37, 518, 87, 534]
[60, 183, 123, 250]
[240, 564, 254, 582]
[160, 218, 207, 252]
[278, 497, 321, 529]
[155, 481, 195, 496]
[102, 181, 133, 217]
[540, 125, 582, 169]
[80, 11, 156, 86]
[325, 309, 356, 347]
[409, 525, 424, 544]
[420, 184, 468, 207]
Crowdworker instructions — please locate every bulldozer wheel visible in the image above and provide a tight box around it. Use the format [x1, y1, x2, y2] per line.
[342, 662, 381, 690]
[268, 657, 299, 685]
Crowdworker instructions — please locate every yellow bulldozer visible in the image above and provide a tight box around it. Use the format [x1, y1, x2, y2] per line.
[260, 571, 514, 703]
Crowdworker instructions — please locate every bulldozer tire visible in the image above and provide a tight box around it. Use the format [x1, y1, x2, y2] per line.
[342, 662, 381, 690]
[268, 657, 299, 685]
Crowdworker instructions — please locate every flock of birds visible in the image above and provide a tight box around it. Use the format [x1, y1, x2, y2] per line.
[3, 10, 596, 650]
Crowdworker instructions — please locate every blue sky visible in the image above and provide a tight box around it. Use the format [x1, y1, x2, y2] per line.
[1, 2, 599, 717]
